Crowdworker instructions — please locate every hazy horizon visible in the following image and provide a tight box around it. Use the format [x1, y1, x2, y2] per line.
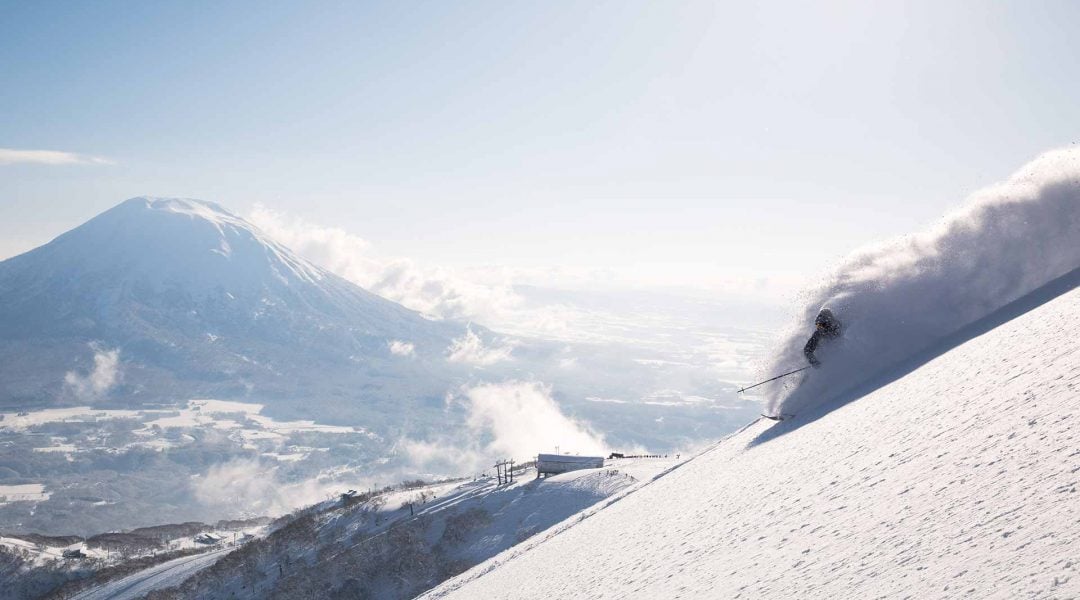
[6, 1, 1080, 309]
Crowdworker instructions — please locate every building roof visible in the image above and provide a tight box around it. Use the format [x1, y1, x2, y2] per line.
[537, 454, 604, 464]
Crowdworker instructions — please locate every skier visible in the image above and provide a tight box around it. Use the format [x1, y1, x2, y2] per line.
[803, 308, 842, 367]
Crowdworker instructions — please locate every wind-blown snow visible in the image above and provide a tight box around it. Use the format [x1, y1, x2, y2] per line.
[423, 286, 1080, 600]
[762, 148, 1080, 416]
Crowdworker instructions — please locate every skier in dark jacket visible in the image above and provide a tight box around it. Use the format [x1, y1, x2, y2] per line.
[804, 308, 842, 367]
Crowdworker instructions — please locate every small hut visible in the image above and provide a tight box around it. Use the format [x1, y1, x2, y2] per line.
[536, 453, 604, 478]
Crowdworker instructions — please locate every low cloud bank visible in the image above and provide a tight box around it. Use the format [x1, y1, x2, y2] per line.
[192, 458, 340, 516]
[403, 381, 607, 475]
[246, 205, 783, 343]
[64, 344, 121, 401]
[248, 206, 521, 322]
[763, 148, 1080, 416]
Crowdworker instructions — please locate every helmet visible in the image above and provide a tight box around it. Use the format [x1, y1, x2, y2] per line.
[815, 308, 837, 328]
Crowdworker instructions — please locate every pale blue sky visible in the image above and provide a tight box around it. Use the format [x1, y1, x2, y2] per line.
[2, 1, 1079, 297]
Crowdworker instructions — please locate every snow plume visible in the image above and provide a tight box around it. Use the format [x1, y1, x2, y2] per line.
[63, 344, 121, 401]
[446, 327, 514, 365]
[404, 381, 606, 474]
[248, 205, 521, 321]
[192, 457, 339, 516]
[763, 148, 1080, 417]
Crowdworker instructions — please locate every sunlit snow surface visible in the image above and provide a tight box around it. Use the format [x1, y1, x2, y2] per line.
[423, 287, 1080, 599]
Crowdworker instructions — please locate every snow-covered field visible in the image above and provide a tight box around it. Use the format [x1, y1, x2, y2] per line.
[0, 407, 146, 431]
[0, 485, 49, 504]
[422, 284, 1080, 599]
[0, 521, 265, 565]
[0, 398, 385, 534]
[0, 399, 370, 447]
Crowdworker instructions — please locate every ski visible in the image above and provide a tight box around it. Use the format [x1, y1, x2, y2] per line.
[761, 413, 794, 422]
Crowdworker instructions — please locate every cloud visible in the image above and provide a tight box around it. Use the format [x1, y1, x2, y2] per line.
[0, 148, 114, 166]
[762, 147, 1080, 416]
[446, 327, 514, 365]
[244, 205, 786, 345]
[247, 205, 522, 322]
[466, 381, 606, 457]
[192, 457, 341, 516]
[402, 381, 607, 474]
[388, 340, 416, 357]
[246, 206, 667, 340]
[64, 345, 121, 401]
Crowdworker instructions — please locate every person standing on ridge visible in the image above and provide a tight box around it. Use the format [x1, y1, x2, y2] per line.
[804, 308, 842, 367]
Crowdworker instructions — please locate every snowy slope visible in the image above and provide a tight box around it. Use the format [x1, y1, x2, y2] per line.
[68, 547, 233, 600]
[135, 457, 677, 599]
[422, 284, 1080, 599]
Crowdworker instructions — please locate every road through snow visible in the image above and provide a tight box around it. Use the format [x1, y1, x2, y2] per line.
[70, 547, 232, 600]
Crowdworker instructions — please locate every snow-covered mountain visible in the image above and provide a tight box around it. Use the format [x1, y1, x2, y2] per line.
[420, 274, 1080, 599]
[0, 197, 465, 425]
[0, 197, 765, 537]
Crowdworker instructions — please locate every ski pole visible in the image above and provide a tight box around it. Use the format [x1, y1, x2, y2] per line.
[736, 366, 810, 393]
